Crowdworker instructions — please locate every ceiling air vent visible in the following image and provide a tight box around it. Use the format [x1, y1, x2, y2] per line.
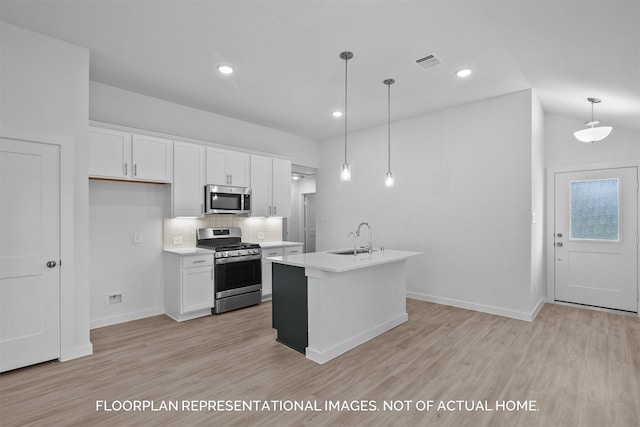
[414, 54, 441, 69]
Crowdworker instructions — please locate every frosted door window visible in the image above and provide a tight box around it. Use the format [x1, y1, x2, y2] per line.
[570, 179, 619, 241]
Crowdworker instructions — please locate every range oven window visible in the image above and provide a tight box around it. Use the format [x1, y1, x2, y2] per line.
[215, 259, 261, 293]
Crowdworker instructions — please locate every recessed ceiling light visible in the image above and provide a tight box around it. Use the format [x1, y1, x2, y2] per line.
[217, 65, 234, 75]
[456, 68, 472, 78]
[332, 111, 343, 118]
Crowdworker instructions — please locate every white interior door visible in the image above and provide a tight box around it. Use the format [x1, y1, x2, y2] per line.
[554, 167, 638, 312]
[1, 139, 61, 372]
[304, 193, 317, 253]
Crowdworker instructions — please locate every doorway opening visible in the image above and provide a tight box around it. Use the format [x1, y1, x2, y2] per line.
[289, 165, 317, 252]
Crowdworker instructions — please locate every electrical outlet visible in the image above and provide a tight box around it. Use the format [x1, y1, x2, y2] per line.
[107, 293, 123, 305]
[173, 236, 184, 244]
[134, 232, 142, 243]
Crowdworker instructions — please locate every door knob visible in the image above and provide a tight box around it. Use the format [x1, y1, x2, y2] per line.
[46, 260, 57, 268]
[556, 242, 563, 247]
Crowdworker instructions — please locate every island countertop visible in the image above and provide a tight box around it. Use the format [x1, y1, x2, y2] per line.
[268, 249, 422, 273]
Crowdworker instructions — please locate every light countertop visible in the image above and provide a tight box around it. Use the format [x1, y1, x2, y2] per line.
[253, 241, 304, 249]
[269, 249, 422, 273]
[163, 247, 214, 256]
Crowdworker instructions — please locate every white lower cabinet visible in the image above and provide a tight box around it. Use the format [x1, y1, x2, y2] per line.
[261, 244, 303, 300]
[164, 252, 214, 321]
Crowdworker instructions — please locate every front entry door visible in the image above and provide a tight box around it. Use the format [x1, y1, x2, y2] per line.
[554, 167, 638, 312]
[0, 139, 61, 372]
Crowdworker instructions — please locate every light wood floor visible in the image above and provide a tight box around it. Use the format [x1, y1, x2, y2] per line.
[1, 299, 638, 426]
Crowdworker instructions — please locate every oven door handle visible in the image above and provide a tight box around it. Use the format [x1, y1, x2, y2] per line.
[215, 254, 262, 264]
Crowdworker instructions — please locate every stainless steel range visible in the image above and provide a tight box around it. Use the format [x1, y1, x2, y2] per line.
[196, 227, 262, 314]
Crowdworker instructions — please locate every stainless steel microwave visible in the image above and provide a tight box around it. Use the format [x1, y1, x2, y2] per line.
[205, 185, 251, 215]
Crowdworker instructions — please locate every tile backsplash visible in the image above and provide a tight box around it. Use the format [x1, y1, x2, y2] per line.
[164, 215, 283, 249]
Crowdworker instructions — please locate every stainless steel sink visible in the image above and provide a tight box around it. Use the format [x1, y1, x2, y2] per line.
[329, 249, 377, 255]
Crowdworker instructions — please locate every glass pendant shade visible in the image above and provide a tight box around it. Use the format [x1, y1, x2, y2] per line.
[574, 98, 612, 143]
[385, 172, 394, 187]
[341, 163, 352, 181]
[574, 126, 612, 143]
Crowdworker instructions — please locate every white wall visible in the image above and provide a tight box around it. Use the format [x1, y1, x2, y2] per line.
[0, 22, 92, 360]
[89, 81, 319, 168]
[317, 89, 544, 320]
[531, 92, 546, 305]
[89, 181, 168, 328]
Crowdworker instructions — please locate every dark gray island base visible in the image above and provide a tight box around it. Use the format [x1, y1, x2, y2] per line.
[269, 249, 422, 364]
[272, 263, 307, 354]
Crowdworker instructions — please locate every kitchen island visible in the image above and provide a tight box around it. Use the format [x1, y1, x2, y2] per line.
[269, 249, 422, 364]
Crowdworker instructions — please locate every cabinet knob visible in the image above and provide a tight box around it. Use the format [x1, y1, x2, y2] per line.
[46, 260, 57, 268]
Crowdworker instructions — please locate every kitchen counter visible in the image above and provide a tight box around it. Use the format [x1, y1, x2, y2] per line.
[268, 249, 421, 273]
[163, 247, 214, 256]
[253, 241, 304, 249]
[271, 248, 422, 364]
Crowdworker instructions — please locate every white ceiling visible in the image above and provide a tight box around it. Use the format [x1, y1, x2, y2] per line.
[1, 0, 639, 141]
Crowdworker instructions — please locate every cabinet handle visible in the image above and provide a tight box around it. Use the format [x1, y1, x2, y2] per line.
[133, 164, 137, 177]
[269, 206, 272, 215]
[268, 252, 279, 256]
[274, 206, 277, 215]
[201, 203, 204, 214]
[193, 260, 205, 263]
[229, 174, 232, 184]
[124, 162, 128, 175]
[211, 269, 214, 280]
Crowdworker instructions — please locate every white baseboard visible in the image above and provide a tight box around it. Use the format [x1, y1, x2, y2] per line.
[306, 313, 408, 364]
[60, 343, 94, 362]
[90, 306, 165, 329]
[407, 291, 546, 322]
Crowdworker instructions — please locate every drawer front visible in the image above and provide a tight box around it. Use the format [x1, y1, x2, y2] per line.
[284, 246, 303, 256]
[182, 254, 214, 268]
[262, 248, 284, 258]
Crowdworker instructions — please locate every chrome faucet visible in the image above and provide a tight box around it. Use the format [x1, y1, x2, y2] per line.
[357, 222, 373, 254]
[347, 222, 373, 255]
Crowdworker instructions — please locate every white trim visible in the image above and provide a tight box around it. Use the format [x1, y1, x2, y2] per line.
[546, 161, 640, 315]
[91, 306, 165, 329]
[305, 313, 407, 364]
[407, 292, 546, 322]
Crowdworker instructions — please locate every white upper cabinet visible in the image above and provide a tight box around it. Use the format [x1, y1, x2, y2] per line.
[172, 141, 205, 217]
[250, 155, 272, 217]
[272, 158, 291, 218]
[250, 155, 291, 218]
[88, 127, 173, 183]
[88, 127, 132, 179]
[131, 134, 173, 182]
[206, 147, 250, 187]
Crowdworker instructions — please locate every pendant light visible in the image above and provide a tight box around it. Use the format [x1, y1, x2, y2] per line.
[339, 51, 353, 181]
[574, 97, 612, 143]
[383, 78, 395, 187]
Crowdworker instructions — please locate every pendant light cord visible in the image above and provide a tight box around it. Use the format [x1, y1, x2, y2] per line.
[344, 56, 348, 164]
[387, 82, 391, 173]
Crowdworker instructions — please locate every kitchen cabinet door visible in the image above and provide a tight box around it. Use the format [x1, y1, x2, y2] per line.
[206, 147, 250, 186]
[181, 266, 214, 314]
[173, 141, 205, 217]
[132, 134, 173, 182]
[206, 147, 228, 185]
[88, 127, 132, 179]
[271, 158, 291, 218]
[226, 151, 250, 187]
[250, 154, 272, 217]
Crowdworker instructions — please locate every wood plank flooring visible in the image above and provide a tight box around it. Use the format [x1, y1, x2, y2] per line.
[1, 299, 638, 426]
